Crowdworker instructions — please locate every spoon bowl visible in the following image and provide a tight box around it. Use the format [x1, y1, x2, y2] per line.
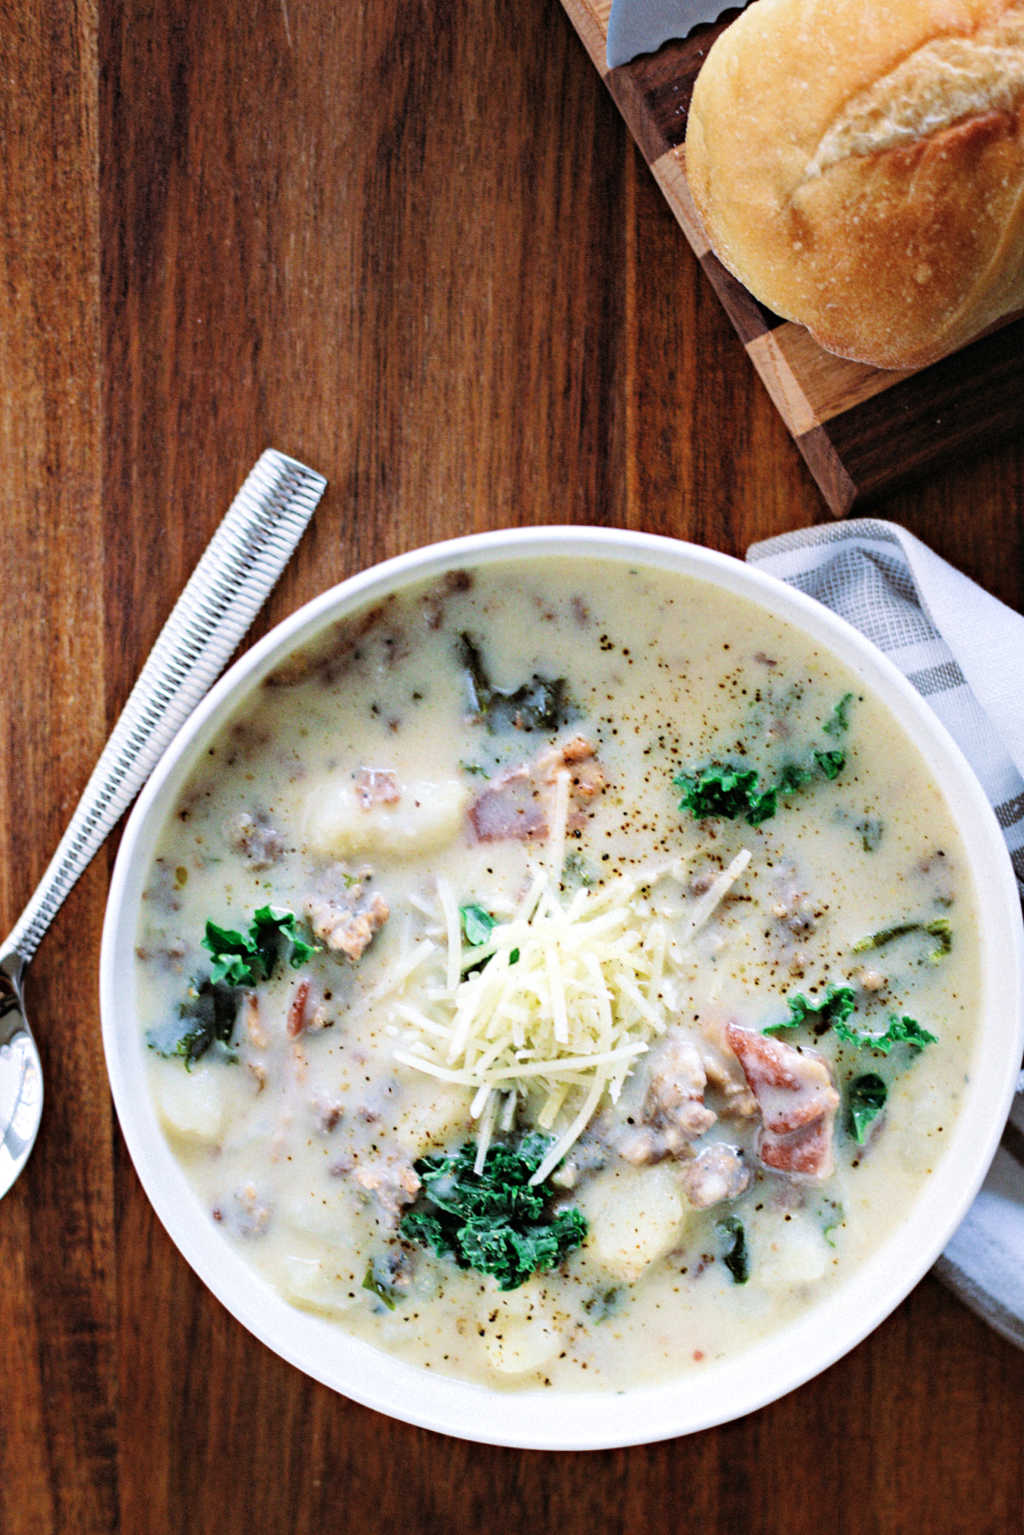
[0, 957, 42, 1198]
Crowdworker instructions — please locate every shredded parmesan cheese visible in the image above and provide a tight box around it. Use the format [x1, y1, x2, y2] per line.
[387, 847, 753, 1184]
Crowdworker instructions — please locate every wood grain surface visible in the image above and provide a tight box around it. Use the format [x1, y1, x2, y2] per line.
[1, 1, 1021, 1531]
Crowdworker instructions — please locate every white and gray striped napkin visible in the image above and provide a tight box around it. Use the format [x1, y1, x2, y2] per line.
[747, 518, 1024, 1348]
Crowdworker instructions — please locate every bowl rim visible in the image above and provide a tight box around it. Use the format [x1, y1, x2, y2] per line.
[101, 525, 1024, 1449]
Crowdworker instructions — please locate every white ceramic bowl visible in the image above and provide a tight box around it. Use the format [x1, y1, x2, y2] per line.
[101, 527, 1024, 1448]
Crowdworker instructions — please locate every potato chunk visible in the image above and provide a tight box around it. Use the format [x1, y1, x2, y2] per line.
[756, 1217, 830, 1288]
[304, 777, 468, 857]
[581, 1163, 689, 1283]
[280, 1185, 364, 1243]
[280, 1252, 359, 1317]
[153, 1062, 227, 1145]
[481, 1285, 566, 1376]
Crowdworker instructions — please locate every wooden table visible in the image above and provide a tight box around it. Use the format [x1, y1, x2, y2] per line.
[2, 2, 1021, 1530]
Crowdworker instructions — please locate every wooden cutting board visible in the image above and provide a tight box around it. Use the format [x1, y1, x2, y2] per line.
[561, 0, 1024, 515]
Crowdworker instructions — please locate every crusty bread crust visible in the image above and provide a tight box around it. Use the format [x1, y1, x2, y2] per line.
[684, 0, 1024, 368]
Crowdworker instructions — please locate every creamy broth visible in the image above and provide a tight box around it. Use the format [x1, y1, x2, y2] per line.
[134, 559, 980, 1391]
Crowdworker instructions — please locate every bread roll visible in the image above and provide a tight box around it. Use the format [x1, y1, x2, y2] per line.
[685, 0, 1024, 368]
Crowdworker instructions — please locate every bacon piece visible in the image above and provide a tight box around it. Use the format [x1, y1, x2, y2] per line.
[698, 1018, 759, 1118]
[760, 1117, 835, 1179]
[469, 736, 607, 843]
[724, 1023, 838, 1180]
[243, 992, 269, 1048]
[469, 764, 547, 842]
[287, 979, 311, 1038]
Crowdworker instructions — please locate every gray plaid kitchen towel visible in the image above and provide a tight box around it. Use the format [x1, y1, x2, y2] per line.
[747, 518, 1024, 1347]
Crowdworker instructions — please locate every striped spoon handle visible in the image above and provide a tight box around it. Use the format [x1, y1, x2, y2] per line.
[3, 449, 326, 964]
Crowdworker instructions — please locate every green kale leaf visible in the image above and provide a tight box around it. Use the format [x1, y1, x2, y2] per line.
[764, 983, 857, 1037]
[460, 903, 496, 947]
[817, 1198, 845, 1248]
[823, 692, 855, 737]
[856, 816, 884, 852]
[848, 1073, 887, 1143]
[717, 1216, 750, 1284]
[362, 1261, 398, 1311]
[202, 905, 318, 987]
[675, 695, 852, 827]
[458, 632, 570, 734]
[813, 748, 846, 780]
[399, 1135, 588, 1291]
[852, 917, 952, 964]
[149, 907, 319, 1069]
[835, 1014, 937, 1054]
[674, 764, 766, 823]
[582, 1285, 625, 1322]
[146, 976, 241, 1068]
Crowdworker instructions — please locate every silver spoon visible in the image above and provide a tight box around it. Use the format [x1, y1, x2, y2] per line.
[0, 450, 327, 1198]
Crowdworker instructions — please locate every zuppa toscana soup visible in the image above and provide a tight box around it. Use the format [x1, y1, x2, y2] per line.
[134, 558, 981, 1390]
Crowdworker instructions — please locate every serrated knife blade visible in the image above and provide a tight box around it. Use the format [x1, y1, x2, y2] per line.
[606, 0, 747, 68]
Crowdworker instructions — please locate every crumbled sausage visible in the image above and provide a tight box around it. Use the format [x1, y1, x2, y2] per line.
[225, 810, 286, 870]
[603, 1035, 717, 1165]
[304, 868, 390, 960]
[644, 1036, 717, 1141]
[680, 1144, 751, 1209]
[536, 735, 608, 805]
[352, 1157, 422, 1219]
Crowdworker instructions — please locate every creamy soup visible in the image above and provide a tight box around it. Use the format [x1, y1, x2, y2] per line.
[134, 559, 981, 1391]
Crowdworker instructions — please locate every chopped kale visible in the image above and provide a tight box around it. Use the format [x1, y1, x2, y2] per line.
[717, 1216, 750, 1284]
[763, 986, 935, 1058]
[835, 1014, 937, 1054]
[856, 816, 885, 852]
[848, 1073, 887, 1143]
[362, 1261, 398, 1311]
[582, 1285, 625, 1322]
[853, 917, 952, 964]
[561, 848, 596, 888]
[823, 692, 855, 737]
[149, 907, 318, 1069]
[776, 761, 813, 796]
[458, 632, 570, 733]
[459, 902, 519, 975]
[459, 760, 491, 778]
[764, 983, 857, 1037]
[146, 976, 240, 1068]
[813, 748, 846, 780]
[675, 694, 854, 826]
[399, 1135, 587, 1291]
[459, 903, 496, 947]
[202, 905, 318, 987]
[459, 903, 519, 975]
[818, 1198, 845, 1248]
[675, 763, 764, 823]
